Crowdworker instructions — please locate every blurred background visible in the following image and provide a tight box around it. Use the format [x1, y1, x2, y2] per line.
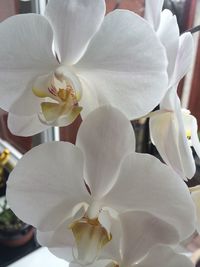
[0, 0, 199, 266]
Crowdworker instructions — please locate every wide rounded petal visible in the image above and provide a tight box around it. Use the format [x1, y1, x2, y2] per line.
[45, 0, 106, 65]
[75, 10, 168, 120]
[0, 14, 58, 114]
[136, 245, 194, 267]
[103, 153, 196, 241]
[6, 142, 90, 231]
[144, 0, 164, 30]
[37, 218, 75, 262]
[76, 106, 135, 199]
[157, 10, 179, 82]
[7, 113, 50, 137]
[120, 211, 179, 265]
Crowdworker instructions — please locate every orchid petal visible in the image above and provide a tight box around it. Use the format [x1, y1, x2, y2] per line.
[144, 0, 164, 30]
[7, 113, 50, 137]
[45, 0, 105, 64]
[0, 14, 58, 114]
[157, 10, 180, 82]
[173, 32, 194, 86]
[41, 102, 63, 122]
[188, 115, 200, 158]
[39, 103, 82, 127]
[150, 95, 195, 180]
[135, 245, 194, 267]
[7, 142, 90, 231]
[174, 98, 196, 179]
[32, 73, 60, 101]
[37, 222, 74, 249]
[98, 210, 112, 237]
[10, 84, 41, 116]
[191, 191, 200, 233]
[103, 153, 196, 241]
[78, 77, 99, 120]
[160, 84, 177, 110]
[37, 220, 75, 262]
[120, 211, 179, 265]
[150, 109, 187, 180]
[76, 10, 168, 120]
[182, 110, 200, 158]
[76, 106, 135, 199]
[69, 260, 111, 267]
[100, 217, 122, 263]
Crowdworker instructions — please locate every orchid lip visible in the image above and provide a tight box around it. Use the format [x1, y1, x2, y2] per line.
[32, 68, 82, 125]
[69, 214, 112, 265]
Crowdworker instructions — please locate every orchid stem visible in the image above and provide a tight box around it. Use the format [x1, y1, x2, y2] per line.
[186, 25, 200, 34]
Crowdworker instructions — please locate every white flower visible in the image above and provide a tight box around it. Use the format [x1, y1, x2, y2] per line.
[7, 106, 195, 264]
[0, 0, 168, 137]
[69, 216, 195, 267]
[145, 0, 198, 180]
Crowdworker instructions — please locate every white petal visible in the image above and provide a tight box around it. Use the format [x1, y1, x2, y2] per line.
[37, 224, 74, 249]
[191, 191, 200, 233]
[151, 95, 195, 180]
[135, 245, 194, 267]
[0, 14, 58, 114]
[150, 110, 187, 180]
[75, 10, 168, 120]
[189, 115, 200, 158]
[7, 113, 50, 137]
[120, 211, 179, 265]
[173, 32, 194, 86]
[183, 113, 200, 158]
[103, 153, 196, 241]
[76, 106, 135, 199]
[37, 219, 75, 262]
[78, 77, 99, 120]
[98, 210, 112, 236]
[157, 10, 180, 82]
[45, 0, 105, 64]
[100, 217, 122, 263]
[6, 142, 90, 231]
[10, 84, 41, 116]
[174, 99, 196, 179]
[69, 260, 111, 267]
[160, 84, 177, 110]
[144, 0, 164, 30]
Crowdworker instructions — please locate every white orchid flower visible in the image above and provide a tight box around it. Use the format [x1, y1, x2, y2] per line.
[0, 0, 168, 137]
[6, 106, 195, 264]
[69, 228, 195, 267]
[145, 0, 197, 180]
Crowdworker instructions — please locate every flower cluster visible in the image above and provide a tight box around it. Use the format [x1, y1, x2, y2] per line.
[0, 0, 199, 266]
